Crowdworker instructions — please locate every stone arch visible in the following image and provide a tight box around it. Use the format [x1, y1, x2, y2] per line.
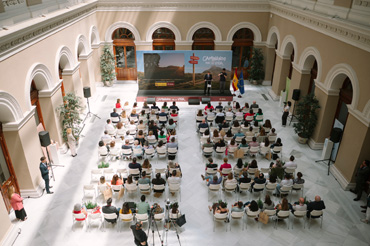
[105, 21, 141, 42]
[266, 26, 280, 49]
[298, 46, 322, 81]
[280, 35, 298, 62]
[55, 45, 76, 77]
[325, 63, 359, 110]
[25, 64, 53, 111]
[146, 21, 182, 42]
[186, 21, 222, 42]
[226, 22, 262, 42]
[76, 34, 91, 57]
[89, 25, 100, 47]
[0, 91, 23, 123]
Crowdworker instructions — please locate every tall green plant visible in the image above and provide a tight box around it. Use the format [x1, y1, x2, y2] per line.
[57, 93, 82, 142]
[248, 48, 265, 82]
[293, 94, 320, 139]
[100, 45, 116, 86]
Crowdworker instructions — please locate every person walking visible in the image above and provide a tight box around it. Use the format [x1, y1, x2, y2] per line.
[39, 157, 53, 194]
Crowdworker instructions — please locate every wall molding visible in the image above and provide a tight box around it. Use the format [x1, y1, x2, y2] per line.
[38, 80, 62, 98]
[61, 62, 80, 76]
[78, 50, 93, 60]
[2, 107, 35, 132]
[308, 137, 324, 150]
[0, 224, 19, 246]
[330, 164, 356, 190]
[268, 89, 280, 101]
[20, 178, 44, 197]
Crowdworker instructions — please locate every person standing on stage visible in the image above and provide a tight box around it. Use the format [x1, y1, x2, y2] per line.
[218, 68, 227, 94]
[204, 71, 213, 95]
[282, 101, 291, 127]
[39, 157, 53, 194]
[131, 222, 148, 246]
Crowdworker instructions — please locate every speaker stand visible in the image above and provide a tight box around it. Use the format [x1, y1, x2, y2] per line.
[82, 97, 100, 124]
[289, 102, 298, 126]
[315, 145, 335, 176]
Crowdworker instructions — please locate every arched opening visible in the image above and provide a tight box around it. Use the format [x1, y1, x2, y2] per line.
[231, 28, 254, 77]
[288, 49, 294, 80]
[308, 60, 317, 95]
[152, 28, 175, 50]
[112, 28, 137, 80]
[192, 28, 215, 50]
[30, 81, 45, 131]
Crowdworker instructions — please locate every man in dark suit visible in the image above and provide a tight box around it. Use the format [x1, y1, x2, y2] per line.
[351, 160, 370, 201]
[110, 108, 120, 123]
[102, 198, 119, 223]
[204, 71, 213, 95]
[307, 195, 325, 218]
[130, 222, 148, 246]
[39, 157, 53, 194]
[158, 108, 168, 125]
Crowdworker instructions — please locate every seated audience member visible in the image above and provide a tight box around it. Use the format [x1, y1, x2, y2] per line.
[275, 197, 291, 213]
[156, 140, 166, 153]
[267, 174, 277, 185]
[202, 129, 211, 139]
[158, 108, 168, 125]
[202, 138, 214, 150]
[122, 101, 130, 114]
[260, 137, 270, 148]
[270, 161, 284, 180]
[169, 101, 179, 112]
[234, 101, 241, 110]
[167, 137, 178, 149]
[73, 203, 87, 221]
[120, 202, 132, 218]
[267, 127, 277, 139]
[233, 129, 245, 139]
[242, 102, 249, 111]
[244, 109, 254, 121]
[111, 174, 123, 187]
[235, 108, 244, 118]
[110, 108, 120, 121]
[130, 109, 139, 120]
[254, 108, 263, 122]
[250, 101, 259, 109]
[293, 197, 307, 212]
[168, 170, 181, 188]
[125, 175, 135, 186]
[158, 130, 167, 142]
[133, 140, 143, 159]
[219, 120, 229, 131]
[307, 196, 326, 218]
[215, 110, 225, 124]
[209, 201, 229, 215]
[227, 139, 238, 152]
[101, 130, 113, 143]
[141, 157, 151, 168]
[224, 173, 238, 187]
[262, 195, 275, 211]
[205, 157, 218, 172]
[225, 108, 234, 118]
[245, 127, 255, 138]
[238, 171, 251, 184]
[128, 157, 142, 175]
[271, 137, 283, 149]
[223, 129, 233, 141]
[152, 203, 164, 214]
[128, 120, 137, 132]
[102, 198, 119, 223]
[263, 119, 272, 132]
[122, 139, 133, 150]
[115, 98, 122, 110]
[170, 110, 178, 122]
[238, 138, 249, 149]
[138, 171, 150, 185]
[274, 174, 293, 196]
[98, 140, 109, 155]
[231, 201, 244, 212]
[257, 128, 267, 143]
[204, 102, 214, 112]
[161, 101, 168, 110]
[167, 161, 182, 178]
[198, 119, 209, 132]
[201, 174, 222, 186]
[247, 159, 258, 169]
[99, 176, 111, 187]
[219, 157, 232, 176]
[224, 101, 232, 112]
[105, 119, 115, 132]
[251, 173, 266, 192]
[148, 121, 159, 139]
[137, 120, 146, 131]
[234, 158, 244, 178]
[215, 101, 223, 111]
[214, 138, 226, 150]
[124, 131, 134, 144]
[167, 129, 177, 143]
[151, 102, 160, 112]
[136, 131, 145, 146]
[206, 108, 216, 120]
[120, 110, 129, 125]
[293, 172, 305, 184]
[284, 155, 297, 169]
[136, 195, 150, 214]
[245, 200, 259, 212]
[146, 131, 156, 143]
[196, 109, 204, 118]
[116, 122, 126, 136]
[142, 101, 150, 111]
[152, 173, 166, 193]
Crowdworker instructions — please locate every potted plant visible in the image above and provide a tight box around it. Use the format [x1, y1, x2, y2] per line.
[56, 93, 83, 142]
[293, 94, 320, 144]
[100, 45, 116, 86]
[248, 48, 265, 84]
[84, 201, 98, 213]
[98, 161, 109, 168]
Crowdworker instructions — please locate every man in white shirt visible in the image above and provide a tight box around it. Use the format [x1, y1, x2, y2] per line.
[293, 197, 307, 211]
[284, 155, 297, 169]
[105, 119, 115, 131]
[225, 108, 234, 118]
[101, 130, 112, 142]
[274, 173, 293, 196]
[168, 170, 181, 185]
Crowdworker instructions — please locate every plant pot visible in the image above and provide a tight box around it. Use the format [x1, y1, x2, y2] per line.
[298, 136, 308, 144]
[251, 80, 258, 85]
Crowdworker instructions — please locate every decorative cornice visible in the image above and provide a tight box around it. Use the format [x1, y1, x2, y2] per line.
[270, 2, 370, 53]
[78, 50, 93, 60]
[0, 2, 97, 61]
[275, 50, 290, 60]
[347, 105, 370, 128]
[2, 107, 35, 132]
[91, 43, 101, 49]
[38, 80, 62, 98]
[214, 41, 233, 46]
[331, 164, 353, 190]
[62, 62, 80, 76]
[314, 80, 340, 96]
[292, 62, 310, 75]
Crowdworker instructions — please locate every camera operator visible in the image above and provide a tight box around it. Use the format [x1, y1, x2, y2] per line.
[131, 222, 147, 246]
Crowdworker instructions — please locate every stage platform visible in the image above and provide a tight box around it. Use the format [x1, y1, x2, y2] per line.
[136, 90, 233, 102]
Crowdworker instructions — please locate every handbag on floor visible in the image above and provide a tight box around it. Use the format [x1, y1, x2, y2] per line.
[176, 214, 186, 227]
[103, 188, 113, 201]
[259, 211, 269, 224]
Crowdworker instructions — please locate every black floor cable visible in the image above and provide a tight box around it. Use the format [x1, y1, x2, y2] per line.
[11, 228, 21, 246]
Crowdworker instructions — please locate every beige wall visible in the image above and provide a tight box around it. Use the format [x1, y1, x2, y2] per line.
[0, 199, 11, 243]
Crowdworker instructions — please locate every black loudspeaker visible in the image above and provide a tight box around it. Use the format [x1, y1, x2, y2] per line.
[146, 98, 156, 104]
[201, 97, 211, 104]
[83, 87, 91, 98]
[330, 127, 343, 143]
[188, 98, 200, 105]
[39, 131, 51, 147]
[292, 89, 300, 101]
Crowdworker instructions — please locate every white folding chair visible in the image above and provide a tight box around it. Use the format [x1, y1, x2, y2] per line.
[129, 168, 141, 179]
[292, 210, 307, 229]
[167, 148, 178, 160]
[245, 115, 254, 122]
[102, 213, 118, 231]
[252, 183, 265, 199]
[72, 213, 87, 231]
[103, 168, 115, 181]
[215, 146, 226, 158]
[203, 147, 214, 157]
[168, 183, 181, 202]
[229, 211, 244, 231]
[196, 115, 206, 123]
[260, 146, 271, 159]
[125, 183, 138, 200]
[83, 184, 96, 201]
[156, 147, 167, 160]
[275, 210, 290, 229]
[279, 185, 292, 200]
[268, 135, 277, 143]
[292, 183, 304, 197]
[272, 146, 283, 158]
[91, 169, 103, 183]
[285, 167, 296, 176]
[255, 114, 263, 122]
[247, 168, 258, 177]
[111, 116, 120, 124]
[308, 210, 323, 229]
[121, 148, 133, 160]
[154, 212, 165, 228]
[249, 146, 260, 157]
[221, 168, 232, 176]
[153, 184, 166, 199]
[208, 184, 221, 201]
[213, 213, 228, 232]
[135, 213, 149, 228]
[87, 213, 102, 232]
[246, 209, 260, 229]
[223, 183, 237, 200]
[238, 182, 251, 198]
[265, 183, 277, 196]
[154, 168, 167, 179]
[139, 184, 151, 195]
[142, 168, 153, 178]
[144, 148, 156, 159]
[118, 213, 134, 232]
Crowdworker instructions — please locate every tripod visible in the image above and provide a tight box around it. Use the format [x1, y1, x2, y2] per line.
[163, 203, 181, 246]
[289, 102, 298, 126]
[82, 97, 100, 124]
[147, 209, 164, 246]
[315, 144, 335, 176]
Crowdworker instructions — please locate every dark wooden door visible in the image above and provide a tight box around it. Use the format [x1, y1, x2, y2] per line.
[113, 41, 137, 81]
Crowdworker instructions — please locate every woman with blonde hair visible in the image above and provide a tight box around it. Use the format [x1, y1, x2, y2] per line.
[8, 186, 27, 221]
[66, 128, 77, 157]
[120, 110, 129, 125]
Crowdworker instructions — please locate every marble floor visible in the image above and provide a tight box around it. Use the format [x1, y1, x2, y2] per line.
[10, 82, 370, 246]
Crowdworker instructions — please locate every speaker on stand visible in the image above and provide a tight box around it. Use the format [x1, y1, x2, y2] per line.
[289, 89, 300, 125]
[316, 127, 343, 175]
[82, 87, 100, 124]
[39, 131, 64, 181]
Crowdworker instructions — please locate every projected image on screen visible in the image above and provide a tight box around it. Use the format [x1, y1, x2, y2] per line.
[144, 53, 184, 79]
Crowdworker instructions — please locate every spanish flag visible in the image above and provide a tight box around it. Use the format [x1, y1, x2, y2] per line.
[232, 69, 239, 91]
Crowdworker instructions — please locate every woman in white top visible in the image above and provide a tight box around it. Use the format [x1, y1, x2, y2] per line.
[128, 120, 137, 132]
[146, 131, 156, 142]
[137, 120, 146, 132]
[66, 128, 77, 157]
[133, 140, 143, 158]
[282, 101, 291, 127]
[224, 173, 238, 186]
[116, 122, 126, 137]
[120, 110, 129, 125]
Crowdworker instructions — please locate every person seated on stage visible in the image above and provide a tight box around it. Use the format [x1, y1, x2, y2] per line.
[138, 171, 151, 185]
[161, 102, 168, 110]
[214, 138, 226, 151]
[102, 198, 119, 223]
[231, 201, 244, 212]
[250, 101, 259, 109]
[73, 203, 87, 221]
[244, 109, 254, 122]
[254, 108, 263, 122]
[110, 108, 120, 121]
[293, 172, 305, 184]
[198, 119, 209, 132]
[166, 119, 176, 131]
[158, 108, 168, 125]
[170, 110, 178, 122]
[105, 119, 115, 132]
[169, 101, 179, 112]
[151, 102, 160, 113]
[307, 196, 326, 218]
[204, 102, 214, 112]
[284, 155, 297, 169]
[136, 195, 150, 214]
[215, 102, 223, 112]
[224, 101, 232, 112]
[152, 173, 166, 193]
[98, 140, 110, 155]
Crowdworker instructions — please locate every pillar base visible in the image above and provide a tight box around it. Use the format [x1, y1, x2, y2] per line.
[308, 138, 324, 150]
[20, 179, 44, 197]
[268, 89, 279, 101]
[0, 224, 19, 246]
[330, 164, 356, 190]
[262, 80, 271, 86]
